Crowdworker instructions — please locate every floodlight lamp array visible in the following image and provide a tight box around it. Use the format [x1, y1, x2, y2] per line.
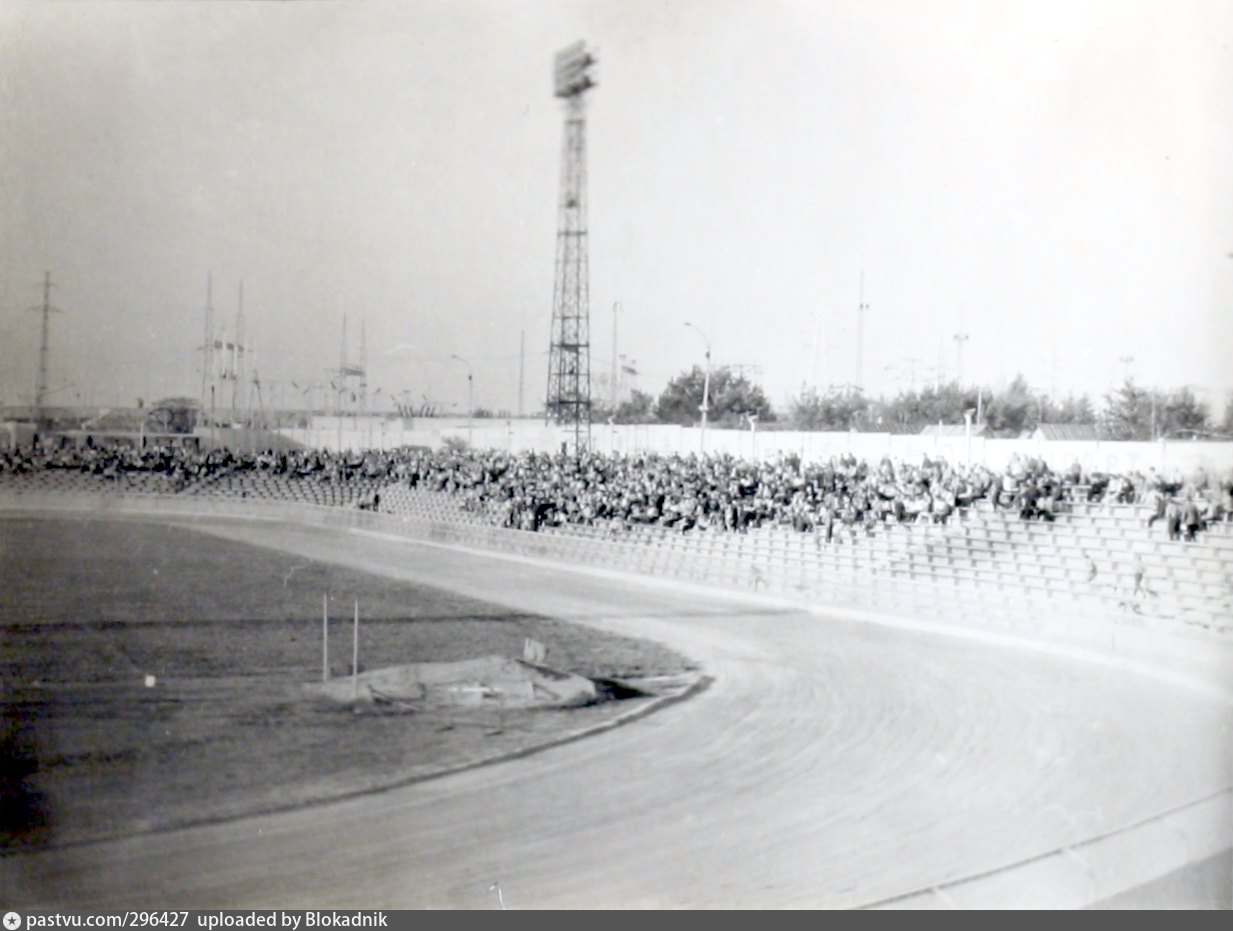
[554, 41, 596, 98]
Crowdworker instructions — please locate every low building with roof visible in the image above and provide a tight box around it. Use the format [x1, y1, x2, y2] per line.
[919, 423, 989, 438]
[1028, 423, 1104, 442]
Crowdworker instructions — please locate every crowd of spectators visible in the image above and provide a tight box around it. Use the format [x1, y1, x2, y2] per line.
[2, 437, 1230, 543]
[0, 440, 404, 490]
[0, 441, 205, 485]
[395, 448, 1232, 542]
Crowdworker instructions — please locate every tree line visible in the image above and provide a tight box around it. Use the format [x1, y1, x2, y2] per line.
[591, 366, 1228, 440]
[19, 372, 1223, 443]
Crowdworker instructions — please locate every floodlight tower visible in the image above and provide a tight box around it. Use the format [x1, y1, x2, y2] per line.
[953, 331, 969, 385]
[545, 41, 597, 452]
[31, 271, 61, 430]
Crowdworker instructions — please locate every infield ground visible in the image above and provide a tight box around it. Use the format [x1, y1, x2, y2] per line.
[0, 516, 696, 850]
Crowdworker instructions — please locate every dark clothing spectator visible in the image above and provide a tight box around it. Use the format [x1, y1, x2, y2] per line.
[1165, 502, 1183, 542]
[1182, 499, 1201, 542]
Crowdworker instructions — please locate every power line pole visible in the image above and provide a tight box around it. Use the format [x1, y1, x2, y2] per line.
[809, 296, 824, 392]
[234, 282, 245, 412]
[888, 356, 923, 393]
[360, 319, 368, 416]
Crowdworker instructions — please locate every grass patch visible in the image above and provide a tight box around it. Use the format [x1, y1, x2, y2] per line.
[0, 517, 695, 850]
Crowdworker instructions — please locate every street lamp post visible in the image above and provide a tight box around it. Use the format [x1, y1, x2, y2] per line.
[611, 302, 621, 411]
[450, 354, 474, 448]
[337, 388, 343, 452]
[963, 408, 975, 466]
[684, 322, 711, 455]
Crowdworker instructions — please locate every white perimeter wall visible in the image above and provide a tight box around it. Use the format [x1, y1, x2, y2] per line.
[280, 416, 1233, 476]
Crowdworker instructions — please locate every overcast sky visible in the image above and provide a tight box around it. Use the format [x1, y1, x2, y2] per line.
[2, 0, 1230, 418]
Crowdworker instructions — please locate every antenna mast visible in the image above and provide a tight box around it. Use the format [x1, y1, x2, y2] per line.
[200, 273, 214, 421]
[337, 314, 366, 418]
[360, 319, 368, 416]
[232, 282, 245, 412]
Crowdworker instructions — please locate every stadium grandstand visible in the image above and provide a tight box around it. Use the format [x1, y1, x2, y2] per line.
[2, 439, 1230, 636]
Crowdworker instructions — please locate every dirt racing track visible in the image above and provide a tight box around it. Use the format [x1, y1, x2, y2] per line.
[3, 498, 1232, 908]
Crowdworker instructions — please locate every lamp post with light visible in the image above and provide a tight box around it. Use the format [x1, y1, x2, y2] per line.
[450, 354, 474, 448]
[684, 322, 711, 455]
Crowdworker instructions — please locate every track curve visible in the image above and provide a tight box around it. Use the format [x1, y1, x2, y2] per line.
[4, 513, 1231, 908]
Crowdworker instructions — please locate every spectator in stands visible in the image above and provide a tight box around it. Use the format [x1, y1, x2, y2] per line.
[1165, 499, 1183, 542]
[1216, 484, 1233, 524]
[1036, 486, 1057, 523]
[1181, 495, 1202, 543]
[1128, 554, 1158, 608]
[1083, 551, 1099, 586]
[1086, 472, 1110, 502]
[13, 440, 1224, 573]
[1145, 483, 1167, 530]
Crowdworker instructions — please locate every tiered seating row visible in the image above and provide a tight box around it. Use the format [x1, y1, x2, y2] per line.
[868, 506, 1232, 632]
[376, 485, 493, 526]
[0, 469, 183, 496]
[186, 472, 387, 509]
[368, 488, 1232, 637]
[3, 466, 1226, 638]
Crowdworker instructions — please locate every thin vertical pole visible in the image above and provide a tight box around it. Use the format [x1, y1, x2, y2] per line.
[809, 297, 823, 392]
[322, 594, 329, 683]
[338, 316, 346, 452]
[35, 271, 51, 413]
[700, 347, 710, 455]
[234, 282, 245, 412]
[611, 302, 620, 409]
[201, 272, 213, 420]
[351, 600, 359, 702]
[855, 270, 867, 394]
[518, 329, 525, 418]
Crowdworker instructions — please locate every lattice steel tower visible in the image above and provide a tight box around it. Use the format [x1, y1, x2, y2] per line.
[545, 41, 596, 451]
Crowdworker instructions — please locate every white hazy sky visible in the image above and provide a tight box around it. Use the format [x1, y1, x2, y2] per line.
[2, 0, 1231, 417]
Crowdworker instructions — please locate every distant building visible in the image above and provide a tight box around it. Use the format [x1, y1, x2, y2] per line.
[919, 423, 988, 438]
[1028, 423, 1103, 442]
